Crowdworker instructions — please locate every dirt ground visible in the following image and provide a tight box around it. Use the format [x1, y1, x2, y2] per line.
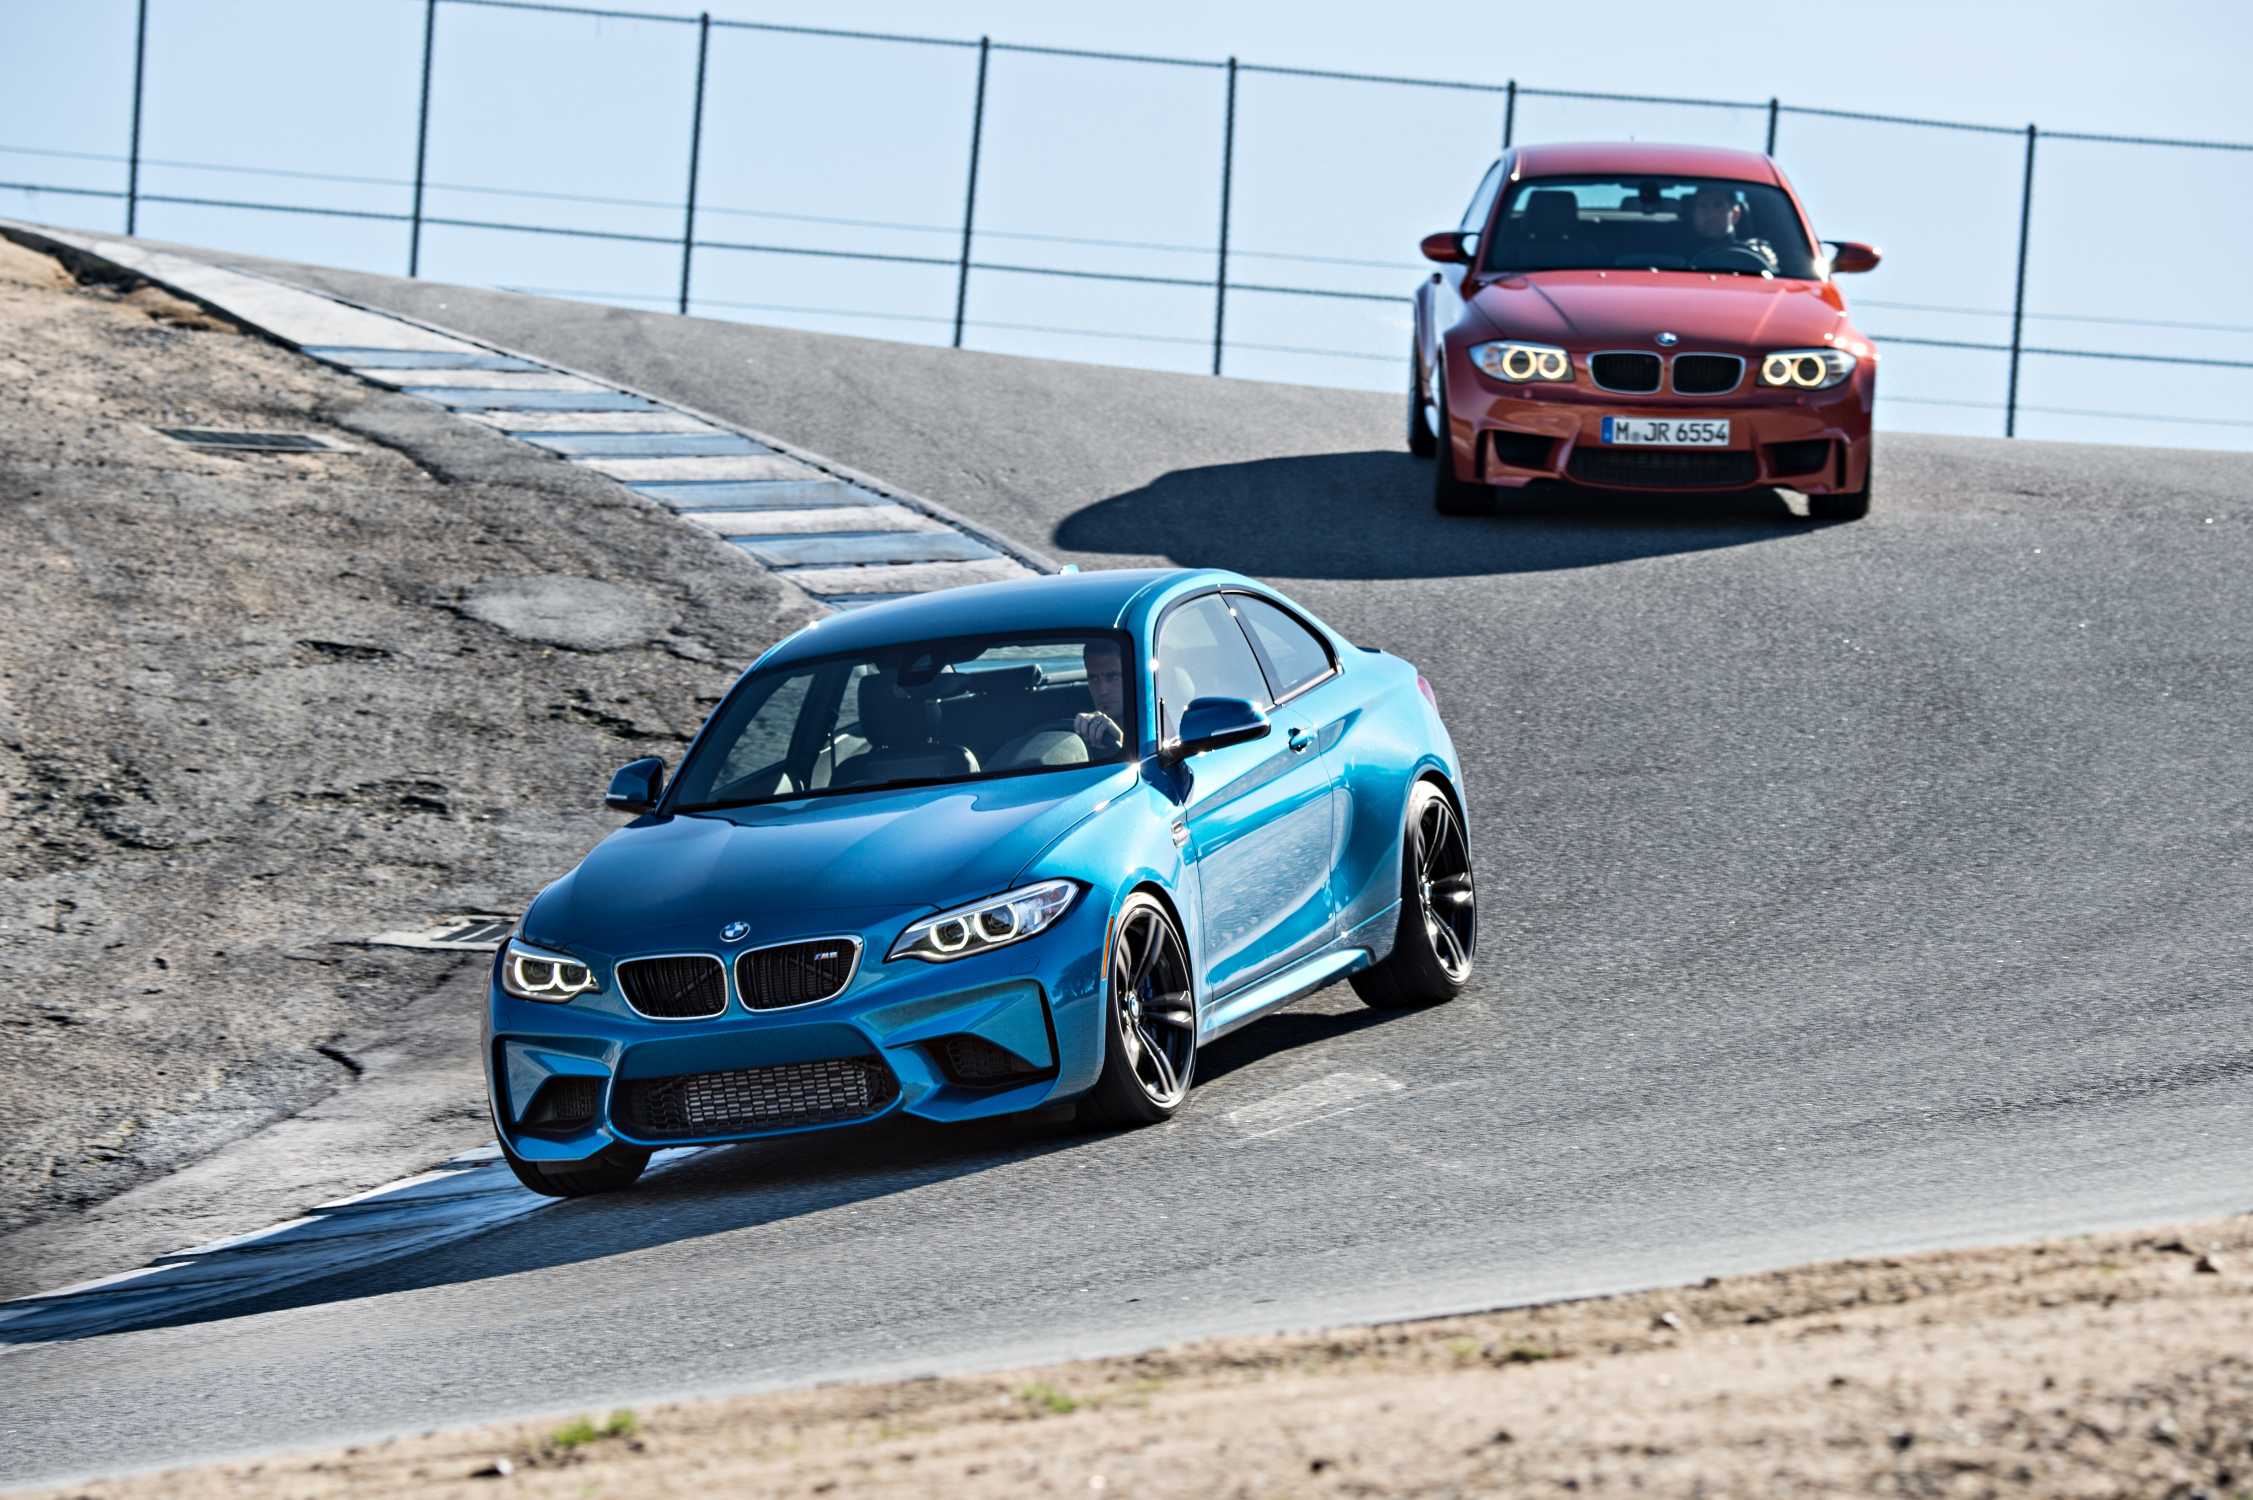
[0, 237, 817, 1295]
[27, 1212, 2248, 1498]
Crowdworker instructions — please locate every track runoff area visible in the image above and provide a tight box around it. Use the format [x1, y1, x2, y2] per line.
[0, 230, 2247, 1487]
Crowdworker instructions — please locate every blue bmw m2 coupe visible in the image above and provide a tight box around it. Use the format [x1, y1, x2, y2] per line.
[489, 568, 1474, 1195]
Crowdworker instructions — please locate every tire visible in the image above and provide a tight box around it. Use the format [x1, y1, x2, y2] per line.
[1078, 892, 1198, 1128]
[1407, 331, 1438, 458]
[501, 1139, 650, 1198]
[1806, 455, 1872, 522]
[1807, 485, 1871, 522]
[1351, 781, 1477, 1009]
[1430, 357, 1492, 516]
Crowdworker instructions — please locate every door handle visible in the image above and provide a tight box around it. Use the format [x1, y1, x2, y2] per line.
[1287, 728, 1313, 754]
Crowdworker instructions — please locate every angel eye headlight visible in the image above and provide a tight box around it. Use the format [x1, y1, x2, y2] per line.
[500, 939, 600, 1002]
[1759, 347, 1857, 390]
[1469, 340, 1572, 383]
[890, 879, 1079, 963]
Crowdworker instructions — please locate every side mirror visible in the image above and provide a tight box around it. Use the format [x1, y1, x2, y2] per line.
[1826, 240, 1881, 274]
[605, 756, 666, 814]
[1420, 230, 1473, 265]
[1165, 696, 1271, 762]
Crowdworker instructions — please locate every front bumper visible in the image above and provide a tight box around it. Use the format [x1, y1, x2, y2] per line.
[485, 889, 1113, 1163]
[1443, 345, 1875, 495]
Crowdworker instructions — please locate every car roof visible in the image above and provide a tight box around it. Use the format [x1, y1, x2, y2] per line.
[757, 567, 1259, 666]
[1515, 141, 1781, 186]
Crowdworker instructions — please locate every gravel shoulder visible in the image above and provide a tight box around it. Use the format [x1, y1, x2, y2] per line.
[30, 1212, 2251, 1498]
[0, 238, 817, 1296]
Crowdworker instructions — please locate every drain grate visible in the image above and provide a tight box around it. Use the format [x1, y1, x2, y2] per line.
[153, 427, 349, 454]
[364, 914, 518, 951]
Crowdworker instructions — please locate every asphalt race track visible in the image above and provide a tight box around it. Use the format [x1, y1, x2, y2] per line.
[5, 254, 2250, 1485]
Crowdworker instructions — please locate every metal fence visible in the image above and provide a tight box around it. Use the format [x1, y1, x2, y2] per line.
[7, 0, 2252, 442]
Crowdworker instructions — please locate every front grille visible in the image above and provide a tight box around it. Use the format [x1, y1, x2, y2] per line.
[1671, 354, 1743, 395]
[735, 939, 858, 1011]
[933, 1033, 1046, 1085]
[1590, 352, 1662, 393]
[522, 1075, 602, 1132]
[616, 955, 727, 1019]
[1765, 438, 1834, 479]
[1487, 428, 1557, 471]
[1568, 448, 1759, 489]
[614, 1057, 899, 1138]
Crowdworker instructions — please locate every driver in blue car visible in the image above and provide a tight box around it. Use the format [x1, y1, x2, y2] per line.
[994, 639, 1127, 767]
[1686, 185, 1778, 273]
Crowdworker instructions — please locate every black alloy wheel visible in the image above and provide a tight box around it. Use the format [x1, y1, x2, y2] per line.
[1351, 780, 1476, 1008]
[1080, 892, 1197, 1127]
[1407, 331, 1439, 458]
[1430, 355, 1494, 515]
[1806, 461, 1873, 521]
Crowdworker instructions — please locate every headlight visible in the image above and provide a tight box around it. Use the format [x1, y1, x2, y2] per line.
[1468, 340, 1572, 383]
[1758, 347, 1858, 390]
[889, 879, 1079, 963]
[500, 939, 599, 1002]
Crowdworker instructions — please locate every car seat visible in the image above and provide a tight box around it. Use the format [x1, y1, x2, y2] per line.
[832, 674, 980, 786]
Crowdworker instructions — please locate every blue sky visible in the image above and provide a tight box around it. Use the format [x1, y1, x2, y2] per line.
[6, 0, 2250, 451]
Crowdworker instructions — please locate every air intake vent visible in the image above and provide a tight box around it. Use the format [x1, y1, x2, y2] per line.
[615, 1058, 899, 1138]
[1590, 352, 1662, 393]
[1671, 354, 1743, 395]
[735, 939, 858, 1011]
[616, 955, 727, 1019]
[933, 1034, 1048, 1086]
[522, 1075, 602, 1133]
[1568, 448, 1759, 489]
[1765, 438, 1834, 479]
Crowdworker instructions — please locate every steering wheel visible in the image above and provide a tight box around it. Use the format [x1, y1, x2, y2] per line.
[1689, 243, 1772, 273]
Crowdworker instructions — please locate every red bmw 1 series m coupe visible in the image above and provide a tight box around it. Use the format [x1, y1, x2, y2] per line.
[1410, 142, 1882, 520]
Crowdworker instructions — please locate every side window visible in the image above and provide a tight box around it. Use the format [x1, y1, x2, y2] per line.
[1230, 594, 1335, 701]
[1460, 161, 1504, 236]
[1154, 594, 1270, 740]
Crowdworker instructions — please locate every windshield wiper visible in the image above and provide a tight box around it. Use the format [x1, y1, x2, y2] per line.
[675, 774, 969, 814]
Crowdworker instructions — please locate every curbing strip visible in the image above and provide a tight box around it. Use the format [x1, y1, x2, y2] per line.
[0, 219, 1067, 1347]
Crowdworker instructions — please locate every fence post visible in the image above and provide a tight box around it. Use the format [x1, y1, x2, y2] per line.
[2005, 123, 2038, 438]
[951, 36, 991, 349]
[1764, 96, 1779, 156]
[124, 0, 150, 234]
[1502, 79, 1516, 149]
[679, 12, 711, 316]
[1212, 56, 1238, 377]
[408, 0, 437, 277]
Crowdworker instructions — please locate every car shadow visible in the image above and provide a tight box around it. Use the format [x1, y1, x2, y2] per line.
[10, 994, 1425, 1345]
[1054, 450, 1818, 579]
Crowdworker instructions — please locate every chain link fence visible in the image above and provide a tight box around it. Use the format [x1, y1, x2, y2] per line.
[6, 0, 2250, 447]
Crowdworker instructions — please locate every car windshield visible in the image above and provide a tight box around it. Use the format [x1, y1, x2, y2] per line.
[668, 631, 1137, 811]
[1478, 174, 1821, 279]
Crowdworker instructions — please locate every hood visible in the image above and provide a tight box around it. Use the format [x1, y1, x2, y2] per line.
[1469, 271, 1849, 350]
[523, 764, 1131, 956]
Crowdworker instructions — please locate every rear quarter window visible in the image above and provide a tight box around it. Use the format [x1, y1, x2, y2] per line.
[1230, 594, 1335, 701]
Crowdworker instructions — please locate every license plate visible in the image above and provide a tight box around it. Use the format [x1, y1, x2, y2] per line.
[1601, 417, 1731, 447]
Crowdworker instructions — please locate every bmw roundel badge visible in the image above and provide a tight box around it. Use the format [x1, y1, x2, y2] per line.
[1655, 331, 1680, 347]
[720, 919, 751, 943]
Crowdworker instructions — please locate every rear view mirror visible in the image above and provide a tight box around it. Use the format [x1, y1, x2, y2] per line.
[605, 756, 666, 814]
[1826, 240, 1881, 274]
[1165, 697, 1271, 761]
[1420, 231, 1473, 265]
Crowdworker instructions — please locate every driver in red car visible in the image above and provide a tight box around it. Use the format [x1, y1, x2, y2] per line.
[1686, 185, 1779, 273]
